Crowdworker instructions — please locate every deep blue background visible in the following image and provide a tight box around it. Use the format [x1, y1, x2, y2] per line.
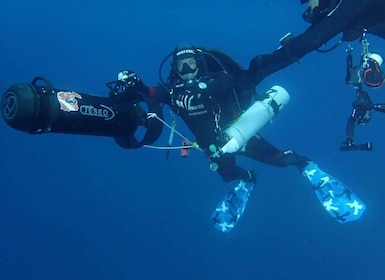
[1, 1, 385, 279]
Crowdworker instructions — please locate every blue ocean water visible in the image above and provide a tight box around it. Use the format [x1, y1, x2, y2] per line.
[1, 1, 385, 279]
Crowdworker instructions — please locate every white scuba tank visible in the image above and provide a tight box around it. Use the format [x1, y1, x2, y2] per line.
[219, 85, 290, 154]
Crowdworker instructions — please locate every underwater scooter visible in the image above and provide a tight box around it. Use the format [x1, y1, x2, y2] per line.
[1, 76, 164, 149]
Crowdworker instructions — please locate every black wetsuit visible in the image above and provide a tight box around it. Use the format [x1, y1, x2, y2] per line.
[142, 66, 309, 183]
[248, 0, 385, 85]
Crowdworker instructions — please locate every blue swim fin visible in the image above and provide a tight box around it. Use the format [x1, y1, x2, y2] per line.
[211, 180, 254, 233]
[303, 162, 366, 223]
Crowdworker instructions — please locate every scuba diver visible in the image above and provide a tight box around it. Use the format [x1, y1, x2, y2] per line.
[113, 44, 311, 184]
[110, 44, 366, 232]
[246, 0, 385, 85]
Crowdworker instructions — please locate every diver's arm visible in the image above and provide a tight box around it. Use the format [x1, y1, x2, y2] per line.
[247, 0, 365, 85]
[143, 84, 171, 104]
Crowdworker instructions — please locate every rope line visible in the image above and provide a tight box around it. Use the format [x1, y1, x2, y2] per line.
[146, 113, 204, 152]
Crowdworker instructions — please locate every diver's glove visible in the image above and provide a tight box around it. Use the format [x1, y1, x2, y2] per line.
[118, 70, 142, 87]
